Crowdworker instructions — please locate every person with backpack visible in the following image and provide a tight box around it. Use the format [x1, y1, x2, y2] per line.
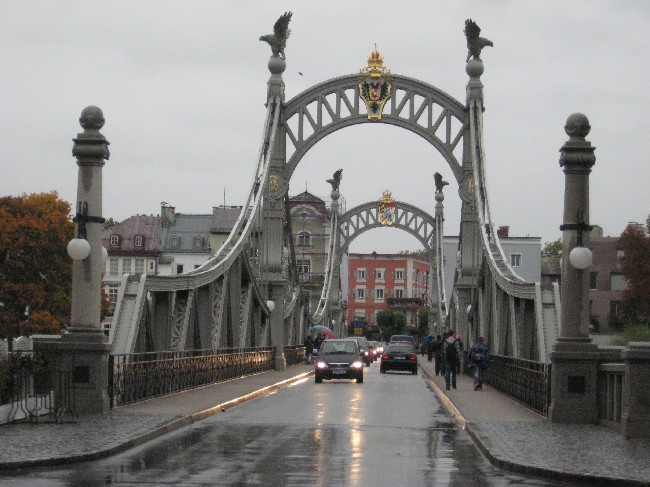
[468, 336, 490, 390]
[443, 329, 460, 390]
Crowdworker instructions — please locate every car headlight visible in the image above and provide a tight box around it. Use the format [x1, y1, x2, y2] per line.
[352, 361, 363, 369]
[316, 361, 328, 369]
[364, 351, 369, 356]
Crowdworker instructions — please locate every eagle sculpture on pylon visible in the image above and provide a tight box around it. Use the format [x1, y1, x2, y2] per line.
[259, 12, 292, 59]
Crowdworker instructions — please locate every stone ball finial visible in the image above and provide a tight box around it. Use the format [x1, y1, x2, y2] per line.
[435, 192, 444, 203]
[564, 113, 590, 139]
[331, 189, 340, 201]
[79, 106, 105, 130]
[268, 56, 286, 75]
[466, 59, 484, 78]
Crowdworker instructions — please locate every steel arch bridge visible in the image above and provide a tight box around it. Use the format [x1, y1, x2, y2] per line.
[109, 24, 560, 368]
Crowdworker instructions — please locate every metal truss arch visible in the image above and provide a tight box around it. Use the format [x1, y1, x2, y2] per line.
[337, 200, 436, 258]
[283, 74, 466, 184]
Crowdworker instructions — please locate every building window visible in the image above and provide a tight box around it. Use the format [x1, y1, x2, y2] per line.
[176, 264, 184, 274]
[357, 269, 367, 280]
[590, 272, 598, 290]
[109, 258, 118, 276]
[193, 237, 204, 250]
[394, 269, 404, 280]
[110, 235, 119, 246]
[122, 258, 131, 274]
[297, 232, 311, 246]
[148, 260, 155, 272]
[134, 258, 144, 275]
[356, 287, 366, 299]
[510, 253, 522, 267]
[394, 289, 404, 298]
[616, 249, 624, 261]
[610, 300, 621, 317]
[375, 288, 384, 300]
[610, 273, 627, 291]
[108, 286, 119, 307]
[297, 259, 311, 274]
[375, 269, 385, 280]
[134, 235, 144, 248]
[170, 236, 181, 249]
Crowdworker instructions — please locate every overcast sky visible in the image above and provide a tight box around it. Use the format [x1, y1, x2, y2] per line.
[2, 1, 648, 254]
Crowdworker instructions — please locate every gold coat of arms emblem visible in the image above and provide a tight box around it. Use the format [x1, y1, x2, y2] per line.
[359, 47, 392, 121]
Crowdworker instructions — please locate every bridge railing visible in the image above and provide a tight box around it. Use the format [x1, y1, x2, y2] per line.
[465, 353, 550, 416]
[109, 347, 274, 408]
[283, 346, 306, 366]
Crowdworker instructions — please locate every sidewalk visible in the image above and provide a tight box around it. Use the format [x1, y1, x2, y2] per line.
[0, 364, 314, 470]
[418, 358, 650, 486]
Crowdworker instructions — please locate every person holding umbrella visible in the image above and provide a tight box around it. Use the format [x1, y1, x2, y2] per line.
[304, 334, 314, 364]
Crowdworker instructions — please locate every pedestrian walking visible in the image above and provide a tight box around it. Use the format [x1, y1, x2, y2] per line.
[313, 333, 323, 354]
[468, 336, 490, 390]
[433, 335, 444, 375]
[304, 334, 314, 364]
[426, 338, 434, 362]
[443, 330, 460, 390]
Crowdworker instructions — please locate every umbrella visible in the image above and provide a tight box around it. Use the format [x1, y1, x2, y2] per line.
[309, 325, 336, 338]
[422, 335, 435, 343]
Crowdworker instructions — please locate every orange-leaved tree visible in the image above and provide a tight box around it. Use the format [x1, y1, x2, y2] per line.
[619, 216, 650, 324]
[0, 192, 74, 337]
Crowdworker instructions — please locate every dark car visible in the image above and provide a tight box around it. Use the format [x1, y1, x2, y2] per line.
[380, 343, 418, 375]
[315, 339, 364, 383]
[389, 334, 417, 351]
[350, 336, 371, 366]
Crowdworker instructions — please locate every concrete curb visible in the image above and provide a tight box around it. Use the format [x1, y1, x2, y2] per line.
[419, 365, 650, 487]
[1, 370, 314, 471]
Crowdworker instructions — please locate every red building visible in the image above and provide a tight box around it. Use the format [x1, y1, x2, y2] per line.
[346, 253, 430, 331]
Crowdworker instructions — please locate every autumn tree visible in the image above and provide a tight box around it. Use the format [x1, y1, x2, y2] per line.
[619, 216, 650, 324]
[0, 192, 74, 337]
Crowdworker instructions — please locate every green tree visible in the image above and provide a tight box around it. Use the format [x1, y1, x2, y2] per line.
[417, 307, 429, 337]
[543, 238, 562, 255]
[376, 309, 407, 340]
[102, 217, 117, 230]
[619, 217, 650, 323]
[0, 192, 74, 337]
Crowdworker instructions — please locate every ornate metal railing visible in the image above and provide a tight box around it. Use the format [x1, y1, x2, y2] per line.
[466, 353, 550, 415]
[1, 367, 76, 424]
[109, 347, 274, 408]
[284, 346, 306, 366]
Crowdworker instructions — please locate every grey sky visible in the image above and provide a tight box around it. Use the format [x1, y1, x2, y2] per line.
[1, 1, 648, 254]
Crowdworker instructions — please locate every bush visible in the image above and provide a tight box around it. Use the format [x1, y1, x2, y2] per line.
[611, 323, 650, 346]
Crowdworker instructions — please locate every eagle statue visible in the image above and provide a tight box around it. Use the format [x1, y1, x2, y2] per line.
[434, 172, 449, 194]
[259, 12, 292, 59]
[326, 169, 343, 192]
[464, 19, 493, 63]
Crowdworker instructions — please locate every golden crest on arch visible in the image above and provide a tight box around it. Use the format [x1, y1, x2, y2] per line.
[359, 46, 392, 121]
[378, 189, 396, 226]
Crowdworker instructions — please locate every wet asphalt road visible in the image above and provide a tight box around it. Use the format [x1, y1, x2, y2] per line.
[1, 364, 581, 486]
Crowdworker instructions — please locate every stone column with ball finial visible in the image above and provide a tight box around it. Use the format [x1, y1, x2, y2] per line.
[34, 106, 112, 415]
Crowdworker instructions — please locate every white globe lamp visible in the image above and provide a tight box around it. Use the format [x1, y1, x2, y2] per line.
[67, 238, 90, 261]
[266, 300, 275, 312]
[569, 246, 592, 270]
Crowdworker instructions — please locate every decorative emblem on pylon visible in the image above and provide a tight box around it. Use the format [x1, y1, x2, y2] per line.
[379, 190, 396, 226]
[359, 46, 392, 121]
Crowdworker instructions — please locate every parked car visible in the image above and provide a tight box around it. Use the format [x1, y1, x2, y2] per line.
[389, 334, 417, 351]
[315, 339, 364, 383]
[380, 343, 418, 375]
[351, 336, 371, 366]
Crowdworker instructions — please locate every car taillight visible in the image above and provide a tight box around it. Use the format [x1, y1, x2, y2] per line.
[382, 354, 389, 360]
[409, 354, 417, 361]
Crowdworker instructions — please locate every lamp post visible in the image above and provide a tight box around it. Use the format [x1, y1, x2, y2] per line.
[33, 106, 112, 414]
[548, 113, 600, 424]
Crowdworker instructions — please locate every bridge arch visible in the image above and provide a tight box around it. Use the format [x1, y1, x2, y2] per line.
[282, 74, 467, 185]
[337, 200, 437, 259]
